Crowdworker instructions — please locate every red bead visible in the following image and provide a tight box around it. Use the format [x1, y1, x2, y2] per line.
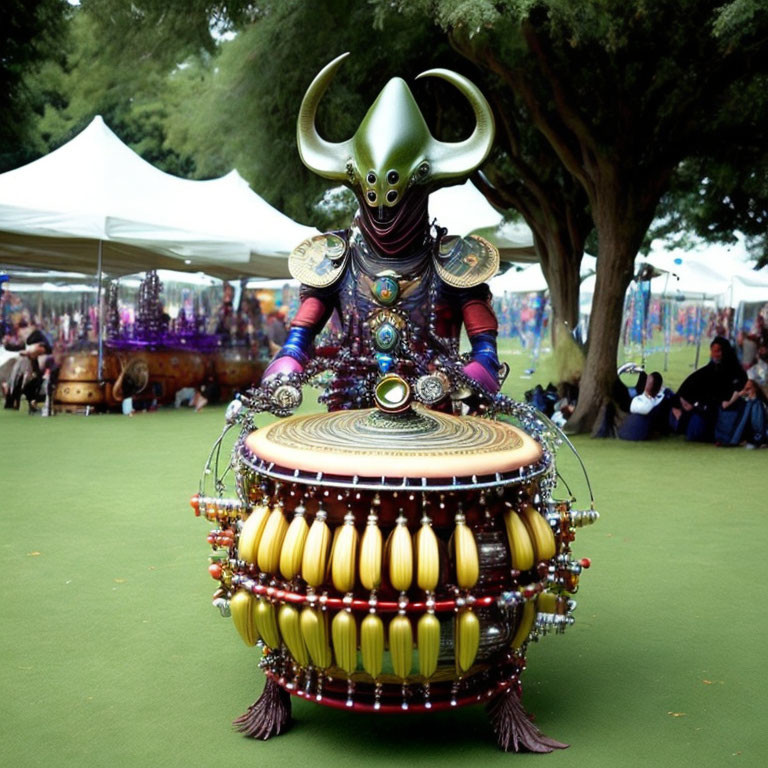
[208, 563, 222, 580]
[580, 557, 592, 569]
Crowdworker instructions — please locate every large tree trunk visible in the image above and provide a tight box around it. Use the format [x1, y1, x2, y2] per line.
[565, 175, 658, 435]
[537, 230, 581, 349]
[564, 239, 633, 434]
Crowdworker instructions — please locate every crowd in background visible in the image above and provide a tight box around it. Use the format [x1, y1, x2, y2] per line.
[0, 276, 297, 415]
[530, 308, 768, 447]
[3, 272, 768, 442]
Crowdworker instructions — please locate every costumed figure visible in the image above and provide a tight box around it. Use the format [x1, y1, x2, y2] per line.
[191, 54, 598, 752]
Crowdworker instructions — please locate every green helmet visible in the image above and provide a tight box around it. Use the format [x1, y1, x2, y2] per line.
[297, 53, 495, 211]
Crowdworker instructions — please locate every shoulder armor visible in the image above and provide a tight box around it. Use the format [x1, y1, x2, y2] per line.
[288, 232, 349, 287]
[433, 234, 499, 288]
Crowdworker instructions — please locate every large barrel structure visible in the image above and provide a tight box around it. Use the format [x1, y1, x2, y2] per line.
[54, 347, 262, 411]
[193, 404, 596, 746]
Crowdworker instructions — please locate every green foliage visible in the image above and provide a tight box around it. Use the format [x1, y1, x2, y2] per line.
[162, 0, 455, 223]
[28, 8, 199, 176]
[312, 187, 358, 231]
[0, 0, 71, 171]
[712, 0, 768, 42]
[649, 66, 768, 266]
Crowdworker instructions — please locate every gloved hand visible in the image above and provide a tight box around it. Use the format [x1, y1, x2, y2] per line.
[462, 359, 499, 393]
[262, 355, 304, 382]
[463, 331, 500, 393]
[261, 326, 314, 383]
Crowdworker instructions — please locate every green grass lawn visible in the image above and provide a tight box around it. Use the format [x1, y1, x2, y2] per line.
[1, 375, 765, 767]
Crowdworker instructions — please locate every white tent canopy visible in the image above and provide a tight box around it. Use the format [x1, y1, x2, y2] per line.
[429, 182, 504, 236]
[429, 181, 536, 262]
[0, 116, 317, 279]
[642, 238, 768, 305]
[489, 263, 548, 294]
[490, 254, 597, 295]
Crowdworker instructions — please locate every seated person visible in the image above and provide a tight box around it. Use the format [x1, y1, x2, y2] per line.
[550, 380, 579, 428]
[630, 371, 665, 414]
[175, 386, 197, 408]
[3, 322, 53, 412]
[619, 371, 667, 440]
[716, 379, 767, 448]
[747, 343, 768, 399]
[671, 336, 746, 442]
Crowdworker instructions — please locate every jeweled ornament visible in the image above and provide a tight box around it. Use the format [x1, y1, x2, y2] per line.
[371, 275, 400, 305]
[374, 352, 394, 373]
[373, 321, 399, 352]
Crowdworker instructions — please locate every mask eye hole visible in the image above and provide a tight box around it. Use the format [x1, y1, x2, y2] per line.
[367, 172, 377, 185]
[367, 190, 377, 203]
[386, 190, 398, 203]
[387, 170, 399, 185]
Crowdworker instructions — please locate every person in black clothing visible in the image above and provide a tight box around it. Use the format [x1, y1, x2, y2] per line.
[671, 336, 747, 442]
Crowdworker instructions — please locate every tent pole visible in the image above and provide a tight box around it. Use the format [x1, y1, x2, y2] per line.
[97, 240, 104, 380]
[662, 274, 671, 372]
[640, 282, 646, 368]
[693, 295, 703, 369]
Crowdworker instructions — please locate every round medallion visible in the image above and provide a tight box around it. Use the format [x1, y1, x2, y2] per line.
[371, 275, 400, 306]
[373, 322, 399, 351]
[288, 233, 348, 287]
[271, 384, 303, 411]
[415, 373, 450, 405]
[434, 234, 500, 288]
[374, 374, 412, 413]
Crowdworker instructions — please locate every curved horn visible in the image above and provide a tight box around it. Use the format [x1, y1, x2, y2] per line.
[296, 53, 355, 181]
[415, 68, 495, 181]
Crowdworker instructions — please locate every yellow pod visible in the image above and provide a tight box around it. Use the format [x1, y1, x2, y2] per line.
[279, 510, 309, 580]
[302, 514, 331, 588]
[257, 506, 289, 575]
[388, 519, 413, 592]
[331, 610, 358, 675]
[359, 518, 383, 591]
[504, 509, 535, 572]
[415, 522, 440, 592]
[521, 505, 557, 561]
[453, 519, 479, 589]
[360, 613, 384, 679]
[278, 603, 309, 666]
[300, 607, 332, 668]
[237, 503, 270, 565]
[417, 613, 440, 679]
[253, 598, 281, 650]
[331, 517, 359, 593]
[389, 615, 413, 679]
[536, 591, 558, 614]
[455, 608, 480, 673]
[510, 599, 536, 650]
[230, 589, 258, 647]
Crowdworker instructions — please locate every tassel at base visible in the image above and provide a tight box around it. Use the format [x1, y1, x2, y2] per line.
[233, 678, 292, 740]
[486, 688, 568, 753]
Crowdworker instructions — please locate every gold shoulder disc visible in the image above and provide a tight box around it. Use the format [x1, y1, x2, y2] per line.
[433, 234, 500, 288]
[288, 233, 349, 287]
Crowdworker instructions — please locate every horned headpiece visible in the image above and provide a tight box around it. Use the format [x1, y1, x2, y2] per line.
[297, 53, 495, 211]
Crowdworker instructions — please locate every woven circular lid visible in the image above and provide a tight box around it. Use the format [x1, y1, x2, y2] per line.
[244, 407, 542, 481]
